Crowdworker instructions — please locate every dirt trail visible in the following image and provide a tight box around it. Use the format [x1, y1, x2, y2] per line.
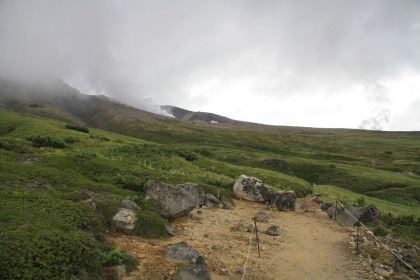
[108, 199, 367, 280]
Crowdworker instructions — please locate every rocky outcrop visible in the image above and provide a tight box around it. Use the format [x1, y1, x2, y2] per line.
[328, 205, 381, 226]
[178, 183, 205, 207]
[220, 196, 235, 209]
[266, 225, 280, 236]
[166, 241, 200, 261]
[121, 200, 140, 211]
[233, 175, 296, 211]
[144, 181, 196, 219]
[112, 209, 137, 233]
[166, 242, 211, 280]
[270, 191, 296, 211]
[204, 194, 223, 209]
[233, 175, 274, 202]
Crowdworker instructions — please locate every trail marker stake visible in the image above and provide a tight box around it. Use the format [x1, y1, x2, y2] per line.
[356, 223, 360, 251]
[253, 218, 261, 258]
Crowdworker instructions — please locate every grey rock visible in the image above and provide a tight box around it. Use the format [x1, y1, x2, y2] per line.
[254, 211, 270, 223]
[178, 183, 205, 207]
[166, 224, 176, 236]
[173, 256, 211, 280]
[144, 181, 196, 219]
[204, 194, 223, 209]
[327, 205, 381, 227]
[374, 266, 393, 277]
[233, 175, 274, 202]
[270, 191, 296, 211]
[220, 196, 235, 209]
[239, 266, 246, 274]
[121, 200, 140, 211]
[112, 208, 137, 233]
[115, 265, 126, 279]
[266, 225, 280, 236]
[165, 242, 200, 261]
[402, 170, 415, 176]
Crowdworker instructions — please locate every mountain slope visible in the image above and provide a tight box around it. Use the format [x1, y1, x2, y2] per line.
[160, 105, 237, 124]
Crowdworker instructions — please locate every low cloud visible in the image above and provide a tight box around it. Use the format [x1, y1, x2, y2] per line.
[0, 0, 419, 129]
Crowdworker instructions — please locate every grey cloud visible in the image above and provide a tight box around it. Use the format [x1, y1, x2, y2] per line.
[0, 0, 419, 129]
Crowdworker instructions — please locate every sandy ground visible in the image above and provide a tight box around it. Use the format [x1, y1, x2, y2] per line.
[107, 199, 366, 280]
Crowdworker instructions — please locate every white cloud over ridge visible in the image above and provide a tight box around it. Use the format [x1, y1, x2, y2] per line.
[0, 0, 419, 130]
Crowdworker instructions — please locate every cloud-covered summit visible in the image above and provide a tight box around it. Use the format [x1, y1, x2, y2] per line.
[0, 0, 419, 130]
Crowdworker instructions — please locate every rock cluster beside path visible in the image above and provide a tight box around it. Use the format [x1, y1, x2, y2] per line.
[144, 181, 236, 219]
[233, 174, 296, 211]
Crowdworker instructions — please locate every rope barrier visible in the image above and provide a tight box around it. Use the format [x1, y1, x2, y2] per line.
[241, 223, 255, 280]
[336, 200, 420, 277]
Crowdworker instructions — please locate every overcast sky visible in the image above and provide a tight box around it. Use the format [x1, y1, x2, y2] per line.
[1, 0, 419, 131]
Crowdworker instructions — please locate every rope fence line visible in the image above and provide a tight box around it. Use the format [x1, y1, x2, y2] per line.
[241, 223, 255, 280]
[336, 199, 420, 277]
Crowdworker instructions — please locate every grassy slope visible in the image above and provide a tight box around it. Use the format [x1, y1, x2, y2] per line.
[1, 110, 419, 278]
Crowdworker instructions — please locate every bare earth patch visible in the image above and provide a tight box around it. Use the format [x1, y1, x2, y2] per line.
[108, 199, 372, 280]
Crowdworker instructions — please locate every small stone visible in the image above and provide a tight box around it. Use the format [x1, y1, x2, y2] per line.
[138, 254, 146, 259]
[239, 266, 246, 274]
[190, 258, 197, 264]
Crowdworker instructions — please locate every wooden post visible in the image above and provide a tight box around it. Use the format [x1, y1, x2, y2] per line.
[356, 223, 360, 251]
[253, 218, 261, 258]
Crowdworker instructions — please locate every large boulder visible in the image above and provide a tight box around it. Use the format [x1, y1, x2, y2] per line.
[177, 183, 205, 207]
[165, 242, 200, 261]
[328, 205, 381, 226]
[233, 175, 274, 202]
[270, 191, 296, 211]
[354, 205, 381, 225]
[144, 181, 196, 219]
[112, 208, 137, 233]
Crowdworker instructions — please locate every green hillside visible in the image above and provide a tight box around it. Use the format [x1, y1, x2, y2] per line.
[0, 107, 419, 278]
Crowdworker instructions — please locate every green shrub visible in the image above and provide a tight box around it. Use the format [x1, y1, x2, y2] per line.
[94, 199, 121, 233]
[65, 124, 89, 133]
[25, 135, 67, 148]
[74, 152, 98, 159]
[0, 139, 9, 149]
[0, 230, 102, 280]
[64, 136, 79, 144]
[101, 247, 130, 266]
[373, 226, 389, 237]
[113, 174, 144, 192]
[175, 148, 198, 161]
[357, 197, 366, 207]
[205, 177, 233, 189]
[134, 199, 168, 238]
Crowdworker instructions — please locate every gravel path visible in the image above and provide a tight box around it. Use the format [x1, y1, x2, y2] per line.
[109, 199, 369, 280]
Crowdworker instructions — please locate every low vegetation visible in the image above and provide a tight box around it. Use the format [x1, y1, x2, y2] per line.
[0, 110, 419, 278]
[65, 124, 90, 133]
